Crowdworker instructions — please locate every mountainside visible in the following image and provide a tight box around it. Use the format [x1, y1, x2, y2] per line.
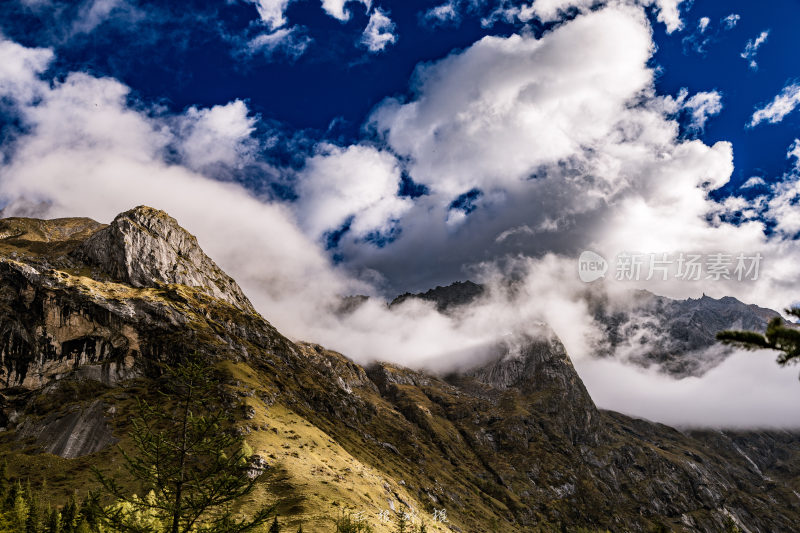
[1, 207, 799, 532]
[589, 290, 781, 377]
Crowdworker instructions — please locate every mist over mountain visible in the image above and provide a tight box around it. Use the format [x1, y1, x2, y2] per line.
[387, 280, 782, 377]
[2, 207, 798, 532]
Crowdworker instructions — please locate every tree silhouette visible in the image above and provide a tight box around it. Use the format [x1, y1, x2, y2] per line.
[93, 355, 275, 532]
[717, 308, 800, 373]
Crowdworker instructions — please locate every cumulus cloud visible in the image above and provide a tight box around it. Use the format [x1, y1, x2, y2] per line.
[749, 82, 800, 127]
[321, 0, 372, 21]
[370, 6, 654, 194]
[173, 100, 258, 171]
[741, 30, 769, 70]
[294, 143, 411, 239]
[0, 39, 53, 104]
[360, 8, 397, 52]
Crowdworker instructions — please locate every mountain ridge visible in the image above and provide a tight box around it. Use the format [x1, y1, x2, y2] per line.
[0, 207, 798, 532]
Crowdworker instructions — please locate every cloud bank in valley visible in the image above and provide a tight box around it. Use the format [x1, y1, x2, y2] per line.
[2, 3, 800, 427]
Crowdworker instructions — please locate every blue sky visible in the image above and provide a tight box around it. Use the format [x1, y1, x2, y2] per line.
[3, 0, 800, 299]
[3, 0, 799, 189]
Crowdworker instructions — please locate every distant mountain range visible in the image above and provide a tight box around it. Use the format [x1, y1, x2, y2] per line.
[0, 207, 798, 532]
[391, 282, 780, 377]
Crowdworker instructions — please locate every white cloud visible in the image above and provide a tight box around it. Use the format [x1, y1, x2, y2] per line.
[741, 30, 769, 70]
[684, 90, 722, 131]
[244, 26, 312, 60]
[650, 0, 685, 33]
[360, 8, 397, 52]
[750, 82, 800, 127]
[576, 348, 800, 428]
[722, 13, 740, 30]
[423, 1, 460, 25]
[487, 0, 686, 33]
[370, 5, 654, 195]
[70, 0, 136, 36]
[760, 140, 800, 237]
[173, 100, 257, 171]
[697, 16, 709, 33]
[321, 0, 371, 21]
[247, 0, 293, 30]
[294, 144, 412, 239]
[0, 39, 53, 104]
[740, 176, 765, 189]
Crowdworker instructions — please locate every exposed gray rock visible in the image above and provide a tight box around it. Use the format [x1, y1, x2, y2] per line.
[17, 399, 117, 458]
[74, 206, 255, 314]
[246, 454, 268, 479]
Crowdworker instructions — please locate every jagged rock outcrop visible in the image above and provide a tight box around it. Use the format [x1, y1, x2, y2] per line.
[74, 206, 255, 314]
[391, 280, 484, 312]
[0, 207, 799, 533]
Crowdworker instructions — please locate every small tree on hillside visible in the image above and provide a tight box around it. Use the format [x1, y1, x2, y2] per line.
[269, 516, 281, 532]
[717, 308, 800, 374]
[333, 510, 373, 533]
[93, 356, 275, 533]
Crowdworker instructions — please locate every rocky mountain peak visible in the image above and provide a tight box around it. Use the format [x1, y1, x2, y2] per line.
[73, 206, 255, 313]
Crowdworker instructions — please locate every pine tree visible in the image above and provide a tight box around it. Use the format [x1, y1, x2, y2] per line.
[77, 494, 100, 532]
[25, 490, 41, 533]
[334, 510, 373, 533]
[394, 509, 409, 533]
[11, 488, 28, 531]
[44, 506, 61, 533]
[60, 497, 77, 533]
[93, 355, 275, 533]
[717, 308, 800, 374]
[269, 516, 280, 533]
[297, 524, 303, 533]
[0, 461, 8, 503]
[4, 480, 20, 510]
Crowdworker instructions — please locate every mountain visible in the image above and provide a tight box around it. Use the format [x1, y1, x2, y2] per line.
[1, 207, 799, 532]
[390, 281, 486, 313]
[393, 282, 780, 377]
[588, 289, 781, 377]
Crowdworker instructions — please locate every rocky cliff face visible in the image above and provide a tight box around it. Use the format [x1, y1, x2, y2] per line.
[1, 208, 799, 533]
[74, 206, 255, 314]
